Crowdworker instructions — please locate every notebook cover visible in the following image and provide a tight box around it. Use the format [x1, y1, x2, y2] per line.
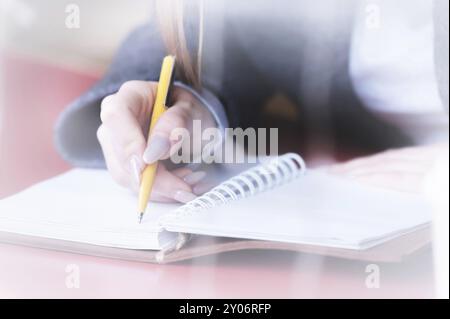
[0, 226, 431, 264]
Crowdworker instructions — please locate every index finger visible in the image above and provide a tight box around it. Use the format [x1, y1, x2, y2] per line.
[100, 82, 157, 162]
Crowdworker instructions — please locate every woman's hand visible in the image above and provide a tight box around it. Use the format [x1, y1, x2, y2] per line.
[97, 81, 216, 203]
[329, 144, 448, 193]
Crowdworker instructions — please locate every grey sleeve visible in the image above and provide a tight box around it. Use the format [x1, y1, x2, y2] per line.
[175, 82, 229, 133]
[54, 24, 228, 169]
[434, 0, 449, 112]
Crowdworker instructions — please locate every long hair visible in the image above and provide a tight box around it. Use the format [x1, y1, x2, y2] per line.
[155, 0, 204, 89]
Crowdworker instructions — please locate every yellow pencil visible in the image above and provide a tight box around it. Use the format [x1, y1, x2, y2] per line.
[138, 55, 176, 223]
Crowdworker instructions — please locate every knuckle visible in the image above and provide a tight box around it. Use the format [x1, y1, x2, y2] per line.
[119, 81, 156, 97]
[100, 94, 115, 110]
[96, 125, 107, 143]
[100, 107, 116, 124]
[119, 81, 142, 92]
[100, 96, 119, 123]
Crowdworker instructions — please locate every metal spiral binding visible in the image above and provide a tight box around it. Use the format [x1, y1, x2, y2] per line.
[169, 153, 306, 220]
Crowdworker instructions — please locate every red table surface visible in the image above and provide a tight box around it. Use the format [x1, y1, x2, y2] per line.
[0, 53, 435, 298]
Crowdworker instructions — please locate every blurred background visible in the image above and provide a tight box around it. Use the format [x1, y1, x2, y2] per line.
[0, 0, 151, 73]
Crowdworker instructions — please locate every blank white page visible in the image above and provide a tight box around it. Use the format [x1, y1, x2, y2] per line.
[0, 169, 179, 250]
[161, 171, 432, 250]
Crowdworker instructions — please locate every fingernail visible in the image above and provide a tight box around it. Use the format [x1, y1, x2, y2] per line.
[183, 171, 207, 186]
[193, 183, 212, 196]
[130, 156, 143, 185]
[173, 190, 197, 204]
[143, 135, 171, 164]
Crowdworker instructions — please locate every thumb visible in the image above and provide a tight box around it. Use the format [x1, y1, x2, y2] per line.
[143, 104, 192, 164]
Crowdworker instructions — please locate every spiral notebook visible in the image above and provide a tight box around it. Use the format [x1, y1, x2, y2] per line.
[0, 154, 432, 262]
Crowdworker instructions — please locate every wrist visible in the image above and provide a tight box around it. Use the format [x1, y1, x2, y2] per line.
[173, 87, 217, 130]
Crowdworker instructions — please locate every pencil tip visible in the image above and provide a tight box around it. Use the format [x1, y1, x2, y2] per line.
[138, 212, 144, 224]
